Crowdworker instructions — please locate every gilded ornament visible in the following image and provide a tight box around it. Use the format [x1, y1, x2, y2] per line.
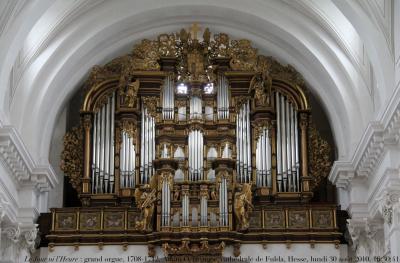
[234, 183, 254, 230]
[162, 240, 225, 256]
[121, 120, 137, 140]
[134, 186, 157, 232]
[229, 39, 258, 71]
[60, 126, 83, 192]
[234, 96, 250, 111]
[308, 124, 331, 190]
[142, 96, 158, 117]
[158, 34, 178, 57]
[85, 66, 114, 94]
[211, 33, 230, 57]
[131, 39, 160, 71]
[120, 79, 139, 107]
[253, 121, 270, 139]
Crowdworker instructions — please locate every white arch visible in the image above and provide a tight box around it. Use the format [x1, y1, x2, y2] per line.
[0, 0, 383, 167]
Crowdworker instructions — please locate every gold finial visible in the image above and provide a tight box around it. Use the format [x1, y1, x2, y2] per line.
[189, 23, 201, 40]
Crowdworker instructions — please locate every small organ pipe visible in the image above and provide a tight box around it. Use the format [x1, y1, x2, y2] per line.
[92, 114, 97, 193]
[246, 102, 251, 181]
[104, 98, 110, 193]
[140, 104, 145, 183]
[110, 93, 115, 191]
[276, 93, 282, 191]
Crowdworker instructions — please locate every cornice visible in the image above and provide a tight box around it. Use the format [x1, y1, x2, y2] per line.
[0, 126, 57, 192]
[329, 85, 400, 186]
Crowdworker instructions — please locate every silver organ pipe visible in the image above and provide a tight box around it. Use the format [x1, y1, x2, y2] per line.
[162, 75, 174, 120]
[255, 127, 272, 187]
[200, 196, 207, 226]
[217, 74, 229, 119]
[161, 179, 171, 226]
[236, 101, 251, 183]
[219, 178, 228, 226]
[182, 194, 189, 226]
[120, 130, 136, 188]
[190, 96, 202, 119]
[91, 92, 115, 194]
[91, 113, 97, 193]
[188, 130, 204, 181]
[276, 92, 300, 192]
[140, 105, 156, 184]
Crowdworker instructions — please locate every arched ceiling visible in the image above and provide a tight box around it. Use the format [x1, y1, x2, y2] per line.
[0, 0, 395, 168]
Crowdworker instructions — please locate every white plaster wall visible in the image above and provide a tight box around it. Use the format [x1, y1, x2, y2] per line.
[48, 107, 67, 209]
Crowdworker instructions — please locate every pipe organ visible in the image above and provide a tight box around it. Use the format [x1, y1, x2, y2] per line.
[57, 25, 340, 256]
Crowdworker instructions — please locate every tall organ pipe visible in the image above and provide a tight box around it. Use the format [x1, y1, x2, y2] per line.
[92, 113, 97, 193]
[140, 106, 156, 184]
[246, 102, 251, 181]
[91, 93, 115, 194]
[276, 93, 282, 191]
[275, 92, 300, 192]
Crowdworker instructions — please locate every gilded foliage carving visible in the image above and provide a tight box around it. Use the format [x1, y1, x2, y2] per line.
[142, 96, 158, 117]
[162, 240, 225, 256]
[229, 39, 258, 71]
[60, 126, 83, 193]
[121, 120, 137, 140]
[308, 124, 332, 190]
[131, 39, 161, 71]
[84, 26, 307, 98]
[158, 33, 178, 57]
[210, 33, 230, 58]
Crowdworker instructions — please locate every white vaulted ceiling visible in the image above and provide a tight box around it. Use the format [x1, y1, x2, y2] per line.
[0, 0, 396, 169]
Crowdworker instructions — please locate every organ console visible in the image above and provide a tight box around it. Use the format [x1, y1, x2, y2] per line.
[54, 24, 340, 257]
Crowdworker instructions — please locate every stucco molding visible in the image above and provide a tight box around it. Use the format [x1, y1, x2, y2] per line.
[0, 126, 57, 192]
[329, 85, 400, 185]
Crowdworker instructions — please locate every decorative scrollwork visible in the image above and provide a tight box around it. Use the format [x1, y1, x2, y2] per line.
[158, 33, 178, 57]
[229, 39, 258, 71]
[61, 126, 83, 193]
[131, 39, 161, 71]
[210, 33, 230, 58]
[308, 124, 332, 190]
[162, 240, 225, 256]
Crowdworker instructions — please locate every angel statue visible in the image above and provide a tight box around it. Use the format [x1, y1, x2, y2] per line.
[134, 182, 157, 231]
[234, 183, 254, 231]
